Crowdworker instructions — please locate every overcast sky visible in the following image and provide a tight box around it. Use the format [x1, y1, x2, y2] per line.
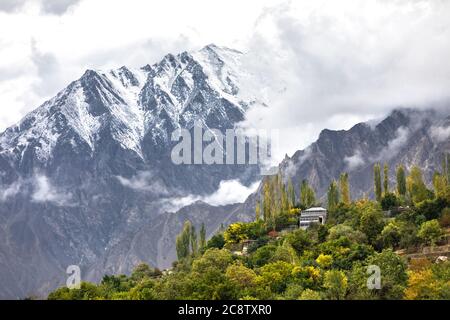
[1, 0, 450, 161]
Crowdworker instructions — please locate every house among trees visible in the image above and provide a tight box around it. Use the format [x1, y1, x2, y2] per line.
[299, 207, 327, 229]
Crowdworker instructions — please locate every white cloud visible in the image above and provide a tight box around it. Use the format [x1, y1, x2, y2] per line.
[430, 125, 450, 143]
[32, 175, 71, 205]
[375, 127, 410, 161]
[344, 151, 365, 171]
[0, 0, 81, 15]
[238, 0, 450, 158]
[0, 181, 21, 201]
[163, 179, 260, 211]
[116, 171, 169, 195]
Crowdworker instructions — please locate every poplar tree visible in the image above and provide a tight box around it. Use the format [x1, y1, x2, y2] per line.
[374, 163, 382, 202]
[263, 179, 272, 223]
[199, 223, 206, 250]
[396, 164, 407, 196]
[383, 163, 389, 195]
[190, 224, 198, 255]
[176, 221, 192, 260]
[327, 180, 340, 211]
[281, 182, 289, 212]
[339, 172, 351, 205]
[255, 200, 261, 221]
[300, 179, 316, 208]
[287, 177, 296, 209]
[407, 166, 430, 203]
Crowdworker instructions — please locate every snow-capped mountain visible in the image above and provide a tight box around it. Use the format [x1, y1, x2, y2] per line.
[0, 45, 262, 299]
[0, 44, 258, 165]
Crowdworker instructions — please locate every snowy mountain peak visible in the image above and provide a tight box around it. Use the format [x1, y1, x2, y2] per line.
[0, 45, 259, 163]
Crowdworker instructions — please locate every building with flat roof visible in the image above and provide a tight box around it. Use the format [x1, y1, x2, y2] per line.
[299, 207, 327, 229]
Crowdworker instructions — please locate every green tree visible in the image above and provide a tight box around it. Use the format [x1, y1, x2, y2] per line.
[418, 220, 444, 246]
[433, 172, 448, 198]
[225, 263, 257, 296]
[374, 163, 382, 202]
[407, 166, 433, 203]
[359, 208, 385, 244]
[176, 221, 192, 260]
[300, 179, 316, 208]
[327, 180, 340, 211]
[250, 245, 278, 268]
[299, 289, 322, 300]
[348, 249, 408, 300]
[396, 164, 407, 197]
[256, 261, 294, 293]
[224, 222, 249, 244]
[281, 182, 289, 212]
[323, 270, 348, 300]
[190, 224, 198, 255]
[255, 200, 261, 221]
[380, 192, 400, 211]
[287, 177, 296, 209]
[199, 223, 206, 250]
[340, 173, 351, 205]
[383, 163, 389, 195]
[206, 233, 225, 249]
[263, 179, 273, 227]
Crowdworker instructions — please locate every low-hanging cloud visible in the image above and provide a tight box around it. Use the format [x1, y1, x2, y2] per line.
[0, 181, 21, 201]
[116, 171, 169, 196]
[374, 127, 410, 161]
[430, 125, 450, 143]
[163, 179, 261, 212]
[32, 175, 72, 205]
[344, 151, 365, 171]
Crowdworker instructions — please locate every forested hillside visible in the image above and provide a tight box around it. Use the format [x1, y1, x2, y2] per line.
[48, 157, 450, 300]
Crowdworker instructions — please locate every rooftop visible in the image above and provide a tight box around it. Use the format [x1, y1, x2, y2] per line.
[303, 207, 327, 212]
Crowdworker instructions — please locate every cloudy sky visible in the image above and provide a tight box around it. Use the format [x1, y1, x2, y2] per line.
[1, 0, 450, 161]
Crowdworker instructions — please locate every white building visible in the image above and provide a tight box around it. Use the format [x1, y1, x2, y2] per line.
[299, 207, 327, 229]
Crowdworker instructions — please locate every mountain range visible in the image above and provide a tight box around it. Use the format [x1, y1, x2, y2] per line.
[0, 44, 449, 298]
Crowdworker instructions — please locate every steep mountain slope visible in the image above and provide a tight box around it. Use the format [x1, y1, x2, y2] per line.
[0, 45, 262, 298]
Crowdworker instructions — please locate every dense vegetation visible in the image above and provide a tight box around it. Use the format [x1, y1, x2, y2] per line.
[48, 156, 450, 300]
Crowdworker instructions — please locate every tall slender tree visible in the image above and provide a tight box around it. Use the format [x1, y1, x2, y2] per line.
[396, 164, 407, 196]
[383, 163, 389, 195]
[281, 182, 289, 212]
[374, 163, 382, 202]
[287, 177, 296, 209]
[176, 221, 192, 260]
[407, 166, 430, 203]
[300, 179, 316, 208]
[199, 223, 206, 250]
[263, 179, 271, 222]
[442, 153, 450, 184]
[433, 172, 447, 198]
[327, 180, 340, 211]
[306, 186, 316, 208]
[255, 200, 261, 221]
[190, 224, 198, 255]
[339, 172, 351, 205]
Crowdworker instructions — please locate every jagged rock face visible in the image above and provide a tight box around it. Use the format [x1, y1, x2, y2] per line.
[275, 108, 450, 202]
[0, 45, 261, 298]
